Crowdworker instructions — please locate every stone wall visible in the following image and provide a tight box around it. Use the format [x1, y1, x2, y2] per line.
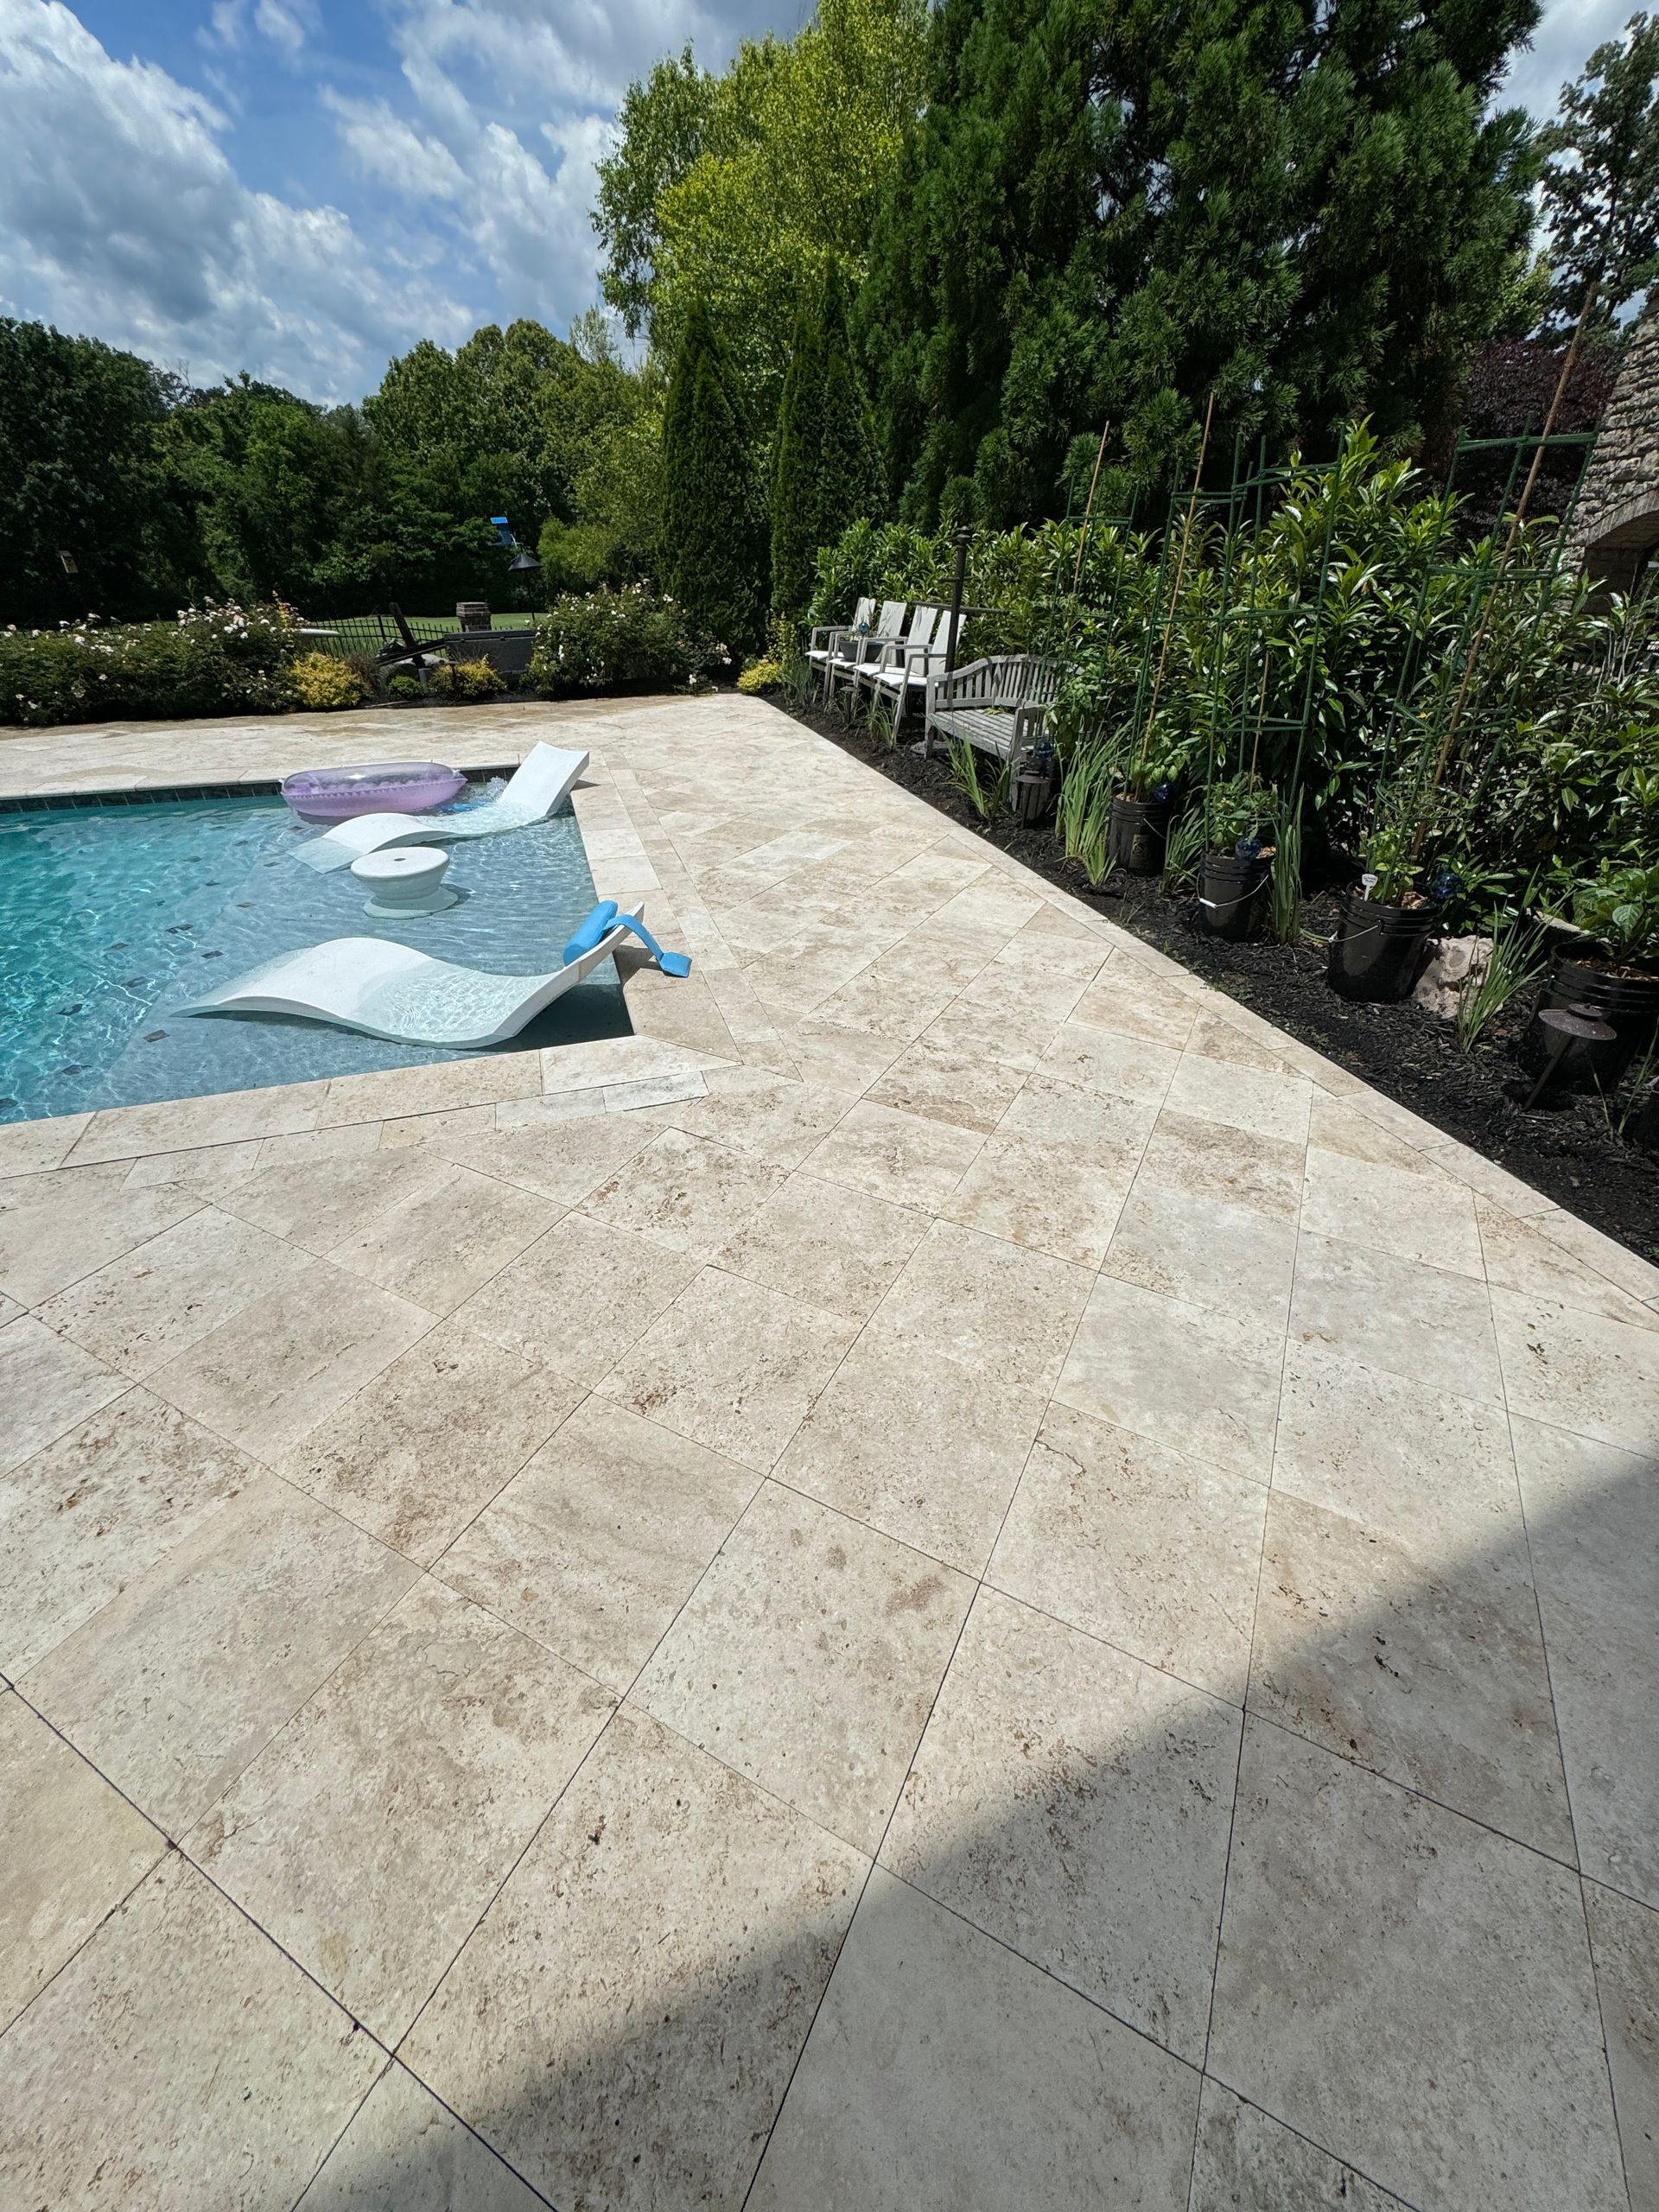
[1567, 303, 1659, 593]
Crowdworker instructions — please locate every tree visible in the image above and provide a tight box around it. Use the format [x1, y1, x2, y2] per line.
[857, 0, 1540, 526]
[1537, 12, 1659, 332]
[772, 265, 884, 615]
[0, 320, 190, 624]
[660, 302, 768, 649]
[594, 48, 718, 338]
[595, 0, 928, 429]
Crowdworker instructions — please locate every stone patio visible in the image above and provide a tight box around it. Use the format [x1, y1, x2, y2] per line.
[1, 695, 1656, 2211]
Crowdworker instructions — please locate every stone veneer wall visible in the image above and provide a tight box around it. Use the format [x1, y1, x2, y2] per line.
[1567, 303, 1659, 593]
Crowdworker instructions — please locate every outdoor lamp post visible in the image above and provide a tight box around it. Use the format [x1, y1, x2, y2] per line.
[507, 545, 541, 612]
[944, 524, 972, 678]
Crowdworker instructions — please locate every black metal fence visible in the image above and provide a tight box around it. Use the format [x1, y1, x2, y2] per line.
[299, 613, 537, 660]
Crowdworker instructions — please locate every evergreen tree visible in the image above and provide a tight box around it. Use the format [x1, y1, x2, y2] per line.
[857, 0, 1540, 524]
[771, 266, 883, 616]
[771, 284, 830, 618]
[661, 301, 769, 650]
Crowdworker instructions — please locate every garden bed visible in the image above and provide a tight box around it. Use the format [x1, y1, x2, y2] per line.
[782, 696, 1659, 1266]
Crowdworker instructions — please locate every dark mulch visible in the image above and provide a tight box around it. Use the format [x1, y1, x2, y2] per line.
[778, 695, 1659, 1268]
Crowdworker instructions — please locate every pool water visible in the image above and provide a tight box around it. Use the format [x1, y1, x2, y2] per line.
[0, 788, 632, 1125]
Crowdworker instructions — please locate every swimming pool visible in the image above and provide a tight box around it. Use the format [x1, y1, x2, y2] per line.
[0, 785, 632, 1126]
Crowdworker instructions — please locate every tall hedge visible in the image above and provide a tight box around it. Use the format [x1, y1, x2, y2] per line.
[660, 301, 768, 651]
[772, 266, 884, 617]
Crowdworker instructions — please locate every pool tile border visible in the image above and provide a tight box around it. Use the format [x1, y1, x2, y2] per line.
[0, 766, 519, 814]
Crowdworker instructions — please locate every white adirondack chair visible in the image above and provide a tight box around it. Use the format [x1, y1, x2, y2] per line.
[823, 598, 906, 701]
[806, 597, 874, 693]
[858, 604, 951, 734]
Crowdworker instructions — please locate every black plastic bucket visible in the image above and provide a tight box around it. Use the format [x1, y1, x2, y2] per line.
[1197, 851, 1269, 941]
[1528, 955, 1659, 1090]
[1326, 891, 1440, 1003]
[1110, 794, 1169, 876]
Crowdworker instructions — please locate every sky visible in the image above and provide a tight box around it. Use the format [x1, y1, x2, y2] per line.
[0, 0, 1635, 408]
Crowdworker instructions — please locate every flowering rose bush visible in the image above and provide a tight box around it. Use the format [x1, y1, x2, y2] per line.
[528, 586, 715, 697]
[0, 603, 296, 727]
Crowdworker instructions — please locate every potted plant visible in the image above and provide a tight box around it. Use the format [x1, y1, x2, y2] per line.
[1327, 819, 1447, 1002]
[1110, 722, 1185, 875]
[1530, 863, 1659, 1089]
[1012, 738, 1058, 824]
[1195, 775, 1274, 941]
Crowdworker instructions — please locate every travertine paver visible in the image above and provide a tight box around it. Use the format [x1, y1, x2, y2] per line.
[1, 695, 1655, 2210]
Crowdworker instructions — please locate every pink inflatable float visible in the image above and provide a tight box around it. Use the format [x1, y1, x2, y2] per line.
[281, 760, 467, 823]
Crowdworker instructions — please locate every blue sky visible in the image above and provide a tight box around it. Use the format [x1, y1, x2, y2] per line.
[0, 0, 1632, 406]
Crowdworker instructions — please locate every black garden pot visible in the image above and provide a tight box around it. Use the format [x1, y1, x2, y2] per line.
[1326, 890, 1440, 1003]
[1526, 955, 1659, 1091]
[1012, 768, 1056, 825]
[1110, 794, 1169, 876]
[1197, 850, 1269, 941]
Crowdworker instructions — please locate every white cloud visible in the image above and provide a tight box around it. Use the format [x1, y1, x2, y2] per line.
[1499, 0, 1637, 119]
[203, 0, 316, 58]
[0, 0, 470, 398]
[323, 91, 468, 200]
[253, 0, 315, 58]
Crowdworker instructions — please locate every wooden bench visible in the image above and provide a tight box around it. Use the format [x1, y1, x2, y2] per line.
[924, 655, 1060, 786]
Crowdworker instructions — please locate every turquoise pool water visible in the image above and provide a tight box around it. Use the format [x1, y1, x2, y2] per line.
[0, 786, 632, 1125]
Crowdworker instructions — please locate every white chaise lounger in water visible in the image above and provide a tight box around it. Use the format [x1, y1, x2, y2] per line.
[181, 902, 690, 1048]
[295, 741, 589, 873]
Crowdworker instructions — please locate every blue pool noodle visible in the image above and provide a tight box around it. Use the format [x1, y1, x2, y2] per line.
[563, 900, 692, 978]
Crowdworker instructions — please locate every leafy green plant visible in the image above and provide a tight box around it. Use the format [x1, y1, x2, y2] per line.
[1122, 717, 1189, 800]
[385, 671, 425, 702]
[287, 651, 369, 710]
[529, 587, 713, 696]
[1201, 774, 1274, 854]
[737, 655, 783, 695]
[1356, 818, 1421, 906]
[1455, 912, 1548, 1051]
[1569, 863, 1659, 968]
[948, 738, 1009, 819]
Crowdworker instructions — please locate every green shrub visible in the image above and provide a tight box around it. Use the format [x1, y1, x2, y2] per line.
[737, 656, 784, 695]
[0, 602, 296, 726]
[427, 655, 508, 702]
[385, 671, 426, 702]
[287, 651, 369, 711]
[529, 588, 712, 696]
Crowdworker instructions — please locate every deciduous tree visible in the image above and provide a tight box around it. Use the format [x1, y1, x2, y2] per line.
[1537, 10, 1659, 331]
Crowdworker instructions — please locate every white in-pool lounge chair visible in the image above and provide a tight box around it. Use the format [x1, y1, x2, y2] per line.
[295, 742, 588, 874]
[181, 901, 690, 1048]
